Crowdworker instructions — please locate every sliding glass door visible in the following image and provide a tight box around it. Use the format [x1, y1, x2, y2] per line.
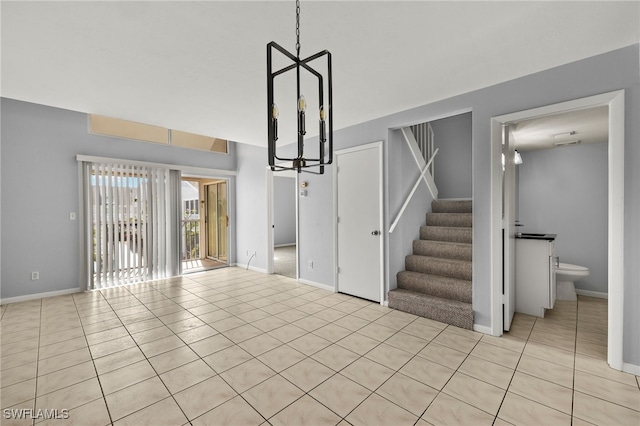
[205, 181, 228, 262]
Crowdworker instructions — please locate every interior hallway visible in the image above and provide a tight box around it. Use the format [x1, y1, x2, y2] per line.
[0, 267, 638, 425]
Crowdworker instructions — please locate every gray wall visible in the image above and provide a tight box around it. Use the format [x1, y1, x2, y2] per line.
[1, 98, 237, 299]
[295, 44, 639, 365]
[273, 176, 296, 246]
[430, 112, 472, 199]
[518, 143, 608, 294]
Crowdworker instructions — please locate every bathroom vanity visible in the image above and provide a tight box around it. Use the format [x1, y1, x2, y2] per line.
[515, 234, 557, 317]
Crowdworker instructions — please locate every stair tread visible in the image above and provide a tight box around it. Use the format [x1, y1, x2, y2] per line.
[397, 271, 471, 303]
[406, 255, 471, 266]
[389, 288, 471, 306]
[398, 270, 471, 286]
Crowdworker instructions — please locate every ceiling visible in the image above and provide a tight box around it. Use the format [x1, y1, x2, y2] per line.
[1, 1, 638, 147]
[510, 106, 609, 152]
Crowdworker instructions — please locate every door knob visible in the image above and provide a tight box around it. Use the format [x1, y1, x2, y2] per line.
[371, 230, 380, 236]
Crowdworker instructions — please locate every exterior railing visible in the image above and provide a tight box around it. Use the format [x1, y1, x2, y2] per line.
[182, 219, 200, 260]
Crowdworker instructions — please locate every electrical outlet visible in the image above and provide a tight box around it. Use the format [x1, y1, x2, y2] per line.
[69, 212, 77, 220]
[31, 271, 39, 280]
[308, 260, 314, 269]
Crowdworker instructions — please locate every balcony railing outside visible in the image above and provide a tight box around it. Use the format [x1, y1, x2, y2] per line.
[182, 218, 200, 261]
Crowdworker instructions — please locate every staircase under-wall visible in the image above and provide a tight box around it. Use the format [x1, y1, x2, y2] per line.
[388, 199, 473, 329]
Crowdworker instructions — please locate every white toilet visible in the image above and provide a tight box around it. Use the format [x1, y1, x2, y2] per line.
[556, 262, 590, 301]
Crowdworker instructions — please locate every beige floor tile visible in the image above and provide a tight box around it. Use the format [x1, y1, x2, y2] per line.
[114, 396, 187, 426]
[287, 333, 331, 356]
[0, 378, 36, 409]
[138, 335, 185, 358]
[249, 316, 289, 332]
[522, 340, 574, 368]
[528, 328, 575, 352]
[422, 392, 495, 426]
[39, 326, 85, 347]
[203, 344, 254, 373]
[311, 308, 346, 323]
[210, 316, 247, 333]
[1, 362, 37, 388]
[269, 394, 340, 426]
[574, 369, 640, 411]
[105, 376, 170, 421]
[442, 372, 506, 415]
[508, 371, 573, 414]
[257, 345, 306, 373]
[356, 323, 397, 342]
[311, 344, 361, 372]
[36, 361, 96, 396]
[37, 347, 92, 377]
[199, 309, 233, 324]
[275, 308, 308, 323]
[341, 357, 395, 391]
[574, 353, 639, 387]
[189, 333, 235, 357]
[399, 355, 455, 390]
[160, 359, 216, 394]
[417, 341, 468, 370]
[575, 339, 607, 360]
[82, 318, 124, 335]
[458, 356, 514, 389]
[433, 329, 479, 353]
[89, 335, 137, 359]
[517, 354, 574, 388]
[39, 398, 111, 426]
[176, 324, 218, 344]
[220, 358, 275, 393]
[242, 375, 304, 419]
[574, 391, 640, 426]
[347, 392, 418, 426]
[376, 372, 439, 416]
[309, 374, 371, 417]
[336, 332, 379, 355]
[166, 317, 206, 334]
[39, 336, 88, 360]
[470, 341, 521, 369]
[85, 326, 129, 346]
[1, 349, 39, 371]
[281, 357, 335, 392]
[1, 340, 39, 358]
[332, 314, 370, 332]
[100, 360, 157, 395]
[123, 317, 164, 334]
[238, 334, 283, 356]
[174, 375, 238, 420]
[498, 392, 571, 426]
[312, 323, 353, 343]
[35, 377, 102, 412]
[365, 343, 413, 371]
[93, 347, 145, 376]
[191, 395, 264, 426]
[480, 333, 526, 353]
[400, 321, 443, 341]
[267, 324, 308, 343]
[131, 325, 174, 345]
[223, 323, 265, 343]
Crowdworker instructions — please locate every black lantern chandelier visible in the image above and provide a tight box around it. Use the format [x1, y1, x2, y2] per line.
[267, 0, 333, 174]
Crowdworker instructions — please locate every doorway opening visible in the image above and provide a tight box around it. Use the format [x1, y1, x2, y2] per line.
[266, 168, 299, 279]
[181, 178, 229, 273]
[491, 90, 625, 371]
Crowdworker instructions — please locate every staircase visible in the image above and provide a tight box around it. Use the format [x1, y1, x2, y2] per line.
[388, 199, 473, 329]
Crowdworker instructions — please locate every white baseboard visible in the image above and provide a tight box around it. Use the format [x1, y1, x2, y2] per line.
[622, 362, 640, 375]
[473, 324, 494, 335]
[382, 300, 389, 307]
[230, 263, 267, 274]
[575, 289, 608, 299]
[298, 279, 335, 293]
[1, 287, 82, 305]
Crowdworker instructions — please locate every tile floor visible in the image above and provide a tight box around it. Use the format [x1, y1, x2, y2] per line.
[1, 267, 639, 426]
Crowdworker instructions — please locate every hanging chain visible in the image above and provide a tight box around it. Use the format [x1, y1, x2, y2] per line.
[295, 0, 301, 58]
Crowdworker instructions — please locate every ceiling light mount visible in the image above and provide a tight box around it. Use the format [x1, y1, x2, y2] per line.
[267, 0, 333, 174]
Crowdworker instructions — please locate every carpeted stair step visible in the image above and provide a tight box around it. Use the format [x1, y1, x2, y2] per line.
[397, 270, 471, 303]
[426, 212, 472, 228]
[431, 199, 472, 214]
[388, 288, 473, 330]
[405, 255, 472, 281]
[413, 240, 472, 261]
[420, 226, 472, 244]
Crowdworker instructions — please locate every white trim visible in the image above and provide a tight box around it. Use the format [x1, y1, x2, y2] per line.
[388, 107, 473, 130]
[76, 154, 236, 177]
[382, 300, 389, 307]
[489, 90, 625, 371]
[622, 362, 640, 376]
[473, 324, 493, 335]
[334, 141, 385, 304]
[575, 289, 608, 299]
[274, 243, 296, 248]
[1, 288, 82, 305]
[298, 279, 335, 293]
[230, 263, 267, 274]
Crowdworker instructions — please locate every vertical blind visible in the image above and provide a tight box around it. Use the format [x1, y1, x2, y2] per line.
[82, 161, 181, 290]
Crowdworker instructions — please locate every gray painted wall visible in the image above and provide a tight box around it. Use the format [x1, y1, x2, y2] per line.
[295, 44, 639, 365]
[430, 112, 472, 199]
[1, 98, 237, 299]
[274, 176, 296, 246]
[518, 143, 608, 294]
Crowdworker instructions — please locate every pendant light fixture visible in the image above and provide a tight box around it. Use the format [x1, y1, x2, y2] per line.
[267, 0, 333, 174]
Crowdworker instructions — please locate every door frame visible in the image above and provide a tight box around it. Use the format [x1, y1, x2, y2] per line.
[204, 180, 229, 263]
[333, 141, 385, 304]
[266, 167, 299, 278]
[489, 90, 625, 371]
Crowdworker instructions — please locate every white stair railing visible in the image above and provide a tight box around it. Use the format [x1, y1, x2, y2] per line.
[389, 148, 439, 233]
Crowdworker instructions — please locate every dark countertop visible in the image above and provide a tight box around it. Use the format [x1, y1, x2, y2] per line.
[516, 233, 557, 241]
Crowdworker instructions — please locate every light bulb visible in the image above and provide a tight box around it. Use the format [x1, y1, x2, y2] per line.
[298, 95, 307, 112]
[319, 106, 326, 122]
[272, 103, 279, 119]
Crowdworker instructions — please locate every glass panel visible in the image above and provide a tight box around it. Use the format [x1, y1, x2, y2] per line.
[206, 184, 219, 259]
[217, 182, 228, 262]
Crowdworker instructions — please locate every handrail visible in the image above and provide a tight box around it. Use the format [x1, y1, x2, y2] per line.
[389, 148, 439, 233]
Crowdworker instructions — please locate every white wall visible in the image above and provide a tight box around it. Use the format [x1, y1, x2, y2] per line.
[518, 142, 608, 294]
[273, 176, 296, 246]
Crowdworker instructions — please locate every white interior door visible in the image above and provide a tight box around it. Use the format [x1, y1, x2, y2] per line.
[336, 143, 383, 302]
[503, 125, 516, 331]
